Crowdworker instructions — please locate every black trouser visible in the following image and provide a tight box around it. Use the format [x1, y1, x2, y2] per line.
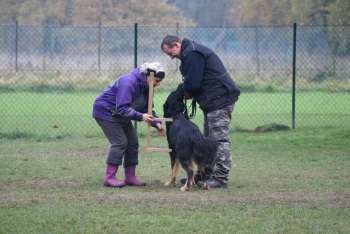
[95, 119, 139, 166]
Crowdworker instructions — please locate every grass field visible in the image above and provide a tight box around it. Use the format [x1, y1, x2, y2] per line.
[0, 127, 349, 233]
[0, 90, 349, 138]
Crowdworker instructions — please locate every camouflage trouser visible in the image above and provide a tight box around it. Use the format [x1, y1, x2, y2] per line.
[203, 104, 235, 184]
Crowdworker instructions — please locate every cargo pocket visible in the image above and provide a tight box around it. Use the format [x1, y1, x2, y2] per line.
[207, 109, 231, 141]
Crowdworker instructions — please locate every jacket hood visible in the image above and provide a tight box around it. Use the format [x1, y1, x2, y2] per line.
[132, 68, 148, 88]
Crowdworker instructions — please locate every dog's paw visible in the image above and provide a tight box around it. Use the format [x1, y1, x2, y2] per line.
[164, 181, 176, 187]
[180, 186, 189, 192]
[202, 185, 209, 190]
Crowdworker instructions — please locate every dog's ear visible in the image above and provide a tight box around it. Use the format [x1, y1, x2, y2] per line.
[163, 90, 177, 118]
[163, 96, 170, 118]
[177, 83, 183, 92]
[176, 84, 185, 98]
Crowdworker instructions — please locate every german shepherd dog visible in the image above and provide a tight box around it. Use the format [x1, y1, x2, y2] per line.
[163, 84, 217, 191]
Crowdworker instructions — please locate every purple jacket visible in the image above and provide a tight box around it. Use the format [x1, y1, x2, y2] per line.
[92, 68, 161, 127]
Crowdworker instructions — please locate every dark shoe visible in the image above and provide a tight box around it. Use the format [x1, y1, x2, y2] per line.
[197, 177, 227, 188]
[179, 173, 202, 185]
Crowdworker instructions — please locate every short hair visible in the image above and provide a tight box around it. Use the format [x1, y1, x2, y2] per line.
[161, 35, 181, 50]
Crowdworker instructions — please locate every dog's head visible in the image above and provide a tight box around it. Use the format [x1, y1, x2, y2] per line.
[163, 83, 186, 118]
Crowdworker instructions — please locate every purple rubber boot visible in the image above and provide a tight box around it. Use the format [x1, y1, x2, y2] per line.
[103, 164, 125, 187]
[124, 165, 146, 186]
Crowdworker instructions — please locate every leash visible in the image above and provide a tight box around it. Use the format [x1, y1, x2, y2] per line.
[184, 98, 196, 119]
[181, 78, 196, 119]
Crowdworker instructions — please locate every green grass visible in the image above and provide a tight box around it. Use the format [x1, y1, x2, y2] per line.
[0, 91, 349, 138]
[0, 127, 349, 233]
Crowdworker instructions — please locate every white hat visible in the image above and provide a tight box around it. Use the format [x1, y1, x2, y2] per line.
[140, 62, 165, 79]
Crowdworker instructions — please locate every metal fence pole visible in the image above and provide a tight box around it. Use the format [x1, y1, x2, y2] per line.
[98, 22, 101, 70]
[292, 23, 297, 129]
[15, 21, 18, 72]
[175, 22, 179, 72]
[134, 23, 138, 68]
[255, 26, 260, 77]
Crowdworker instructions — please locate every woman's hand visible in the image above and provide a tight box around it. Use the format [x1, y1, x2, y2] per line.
[156, 123, 165, 136]
[142, 114, 153, 125]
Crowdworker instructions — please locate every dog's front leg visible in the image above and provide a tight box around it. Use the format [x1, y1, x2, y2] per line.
[164, 157, 180, 187]
[164, 179, 176, 187]
[180, 184, 189, 192]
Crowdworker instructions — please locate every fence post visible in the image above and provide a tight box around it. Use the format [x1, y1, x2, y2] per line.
[134, 23, 138, 68]
[15, 21, 18, 72]
[175, 22, 179, 72]
[292, 23, 297, 129]
[134, 23, 138, 132]
[255, 26, 260, 77]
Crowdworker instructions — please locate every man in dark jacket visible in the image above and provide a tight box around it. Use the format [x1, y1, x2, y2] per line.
[161, 36, 240, 188]
[93, 62, 165, 187]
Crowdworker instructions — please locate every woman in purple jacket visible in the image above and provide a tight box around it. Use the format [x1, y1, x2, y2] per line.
[93, 62, 166, 187]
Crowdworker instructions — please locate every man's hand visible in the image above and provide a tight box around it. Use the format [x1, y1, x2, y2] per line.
[184, 91, 193, 100]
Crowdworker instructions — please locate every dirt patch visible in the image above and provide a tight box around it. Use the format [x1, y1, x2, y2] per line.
[103, 190, 349, 208]
[238, 123, 291, 133]
[27, 148, 108, 158]
[254, 123, 290, 132]
[1, 178, 349, 209]
[10, 147, 150, 159]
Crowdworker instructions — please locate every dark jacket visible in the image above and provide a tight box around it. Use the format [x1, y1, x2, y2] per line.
[180, 38, 240, 113]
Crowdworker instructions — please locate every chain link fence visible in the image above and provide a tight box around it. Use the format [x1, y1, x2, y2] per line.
[0, 23, 349, 138]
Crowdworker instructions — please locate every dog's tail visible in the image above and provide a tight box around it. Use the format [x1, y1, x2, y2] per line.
[191, 131, 217, 160]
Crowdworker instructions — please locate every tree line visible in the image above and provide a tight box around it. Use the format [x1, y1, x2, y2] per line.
[0, 0, 349, 26]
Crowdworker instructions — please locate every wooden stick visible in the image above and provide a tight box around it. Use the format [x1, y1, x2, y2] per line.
[154, 117, 173, 122]
[146, 72, 173, 152]
[146, 73, 154, 150]
[146, 147, 172, 152]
